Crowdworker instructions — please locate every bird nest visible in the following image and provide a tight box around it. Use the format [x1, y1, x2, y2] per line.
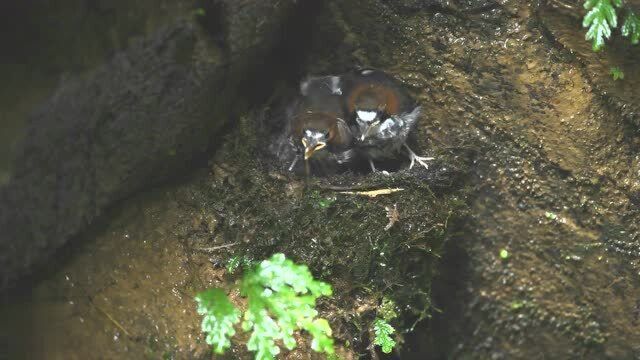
[179, 104, 477, 354]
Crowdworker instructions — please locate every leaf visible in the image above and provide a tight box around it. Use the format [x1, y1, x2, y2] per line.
[373, 318, 397, 354]
[306, 318, 334, 354]
[610, 66, 624, 80]
[196, 254, 334, 359]
[317, 197, 336, 208]
[226, 255, 254, 274]
[194, 289, 241, 354]
[378, 297, 398, 322]
[583, 0, 621, 51]
[239, 253, 335, 359]
[622, 11, 640, 44]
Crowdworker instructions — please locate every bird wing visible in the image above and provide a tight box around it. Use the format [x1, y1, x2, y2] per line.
[300, 76, 343, 96]
[394, 105, 421, 141]
[334, 118, 354, 146]
[333, 148, 356, 164]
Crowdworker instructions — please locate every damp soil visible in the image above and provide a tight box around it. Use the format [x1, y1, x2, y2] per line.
[3, 0, 640, 359]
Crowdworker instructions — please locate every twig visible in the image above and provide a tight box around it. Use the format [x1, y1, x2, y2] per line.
[607, 277, 624, 289]
[314, 183, 383, 191]
[340, 188, 405, 198]
[195, 242, 240, 253]
[89, 296, 132, 338]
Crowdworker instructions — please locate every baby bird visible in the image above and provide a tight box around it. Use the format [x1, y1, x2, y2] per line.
[343, 69, 432, 172]
[285, 76, 354, 175]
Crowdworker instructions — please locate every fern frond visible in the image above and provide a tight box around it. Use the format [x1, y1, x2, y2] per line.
[583, 0, 622, 51]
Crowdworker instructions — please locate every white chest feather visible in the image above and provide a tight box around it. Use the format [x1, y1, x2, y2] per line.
[357, 110, 377, 122]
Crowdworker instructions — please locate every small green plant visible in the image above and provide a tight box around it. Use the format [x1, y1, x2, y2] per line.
[226, 255, 254, 274]
[195, 253, 335, 360]
[309, 190, 336, 209]
[622, 11, 640, 43]
[610, 66, 625, 80]
[583, 0, 640, 51]
[510, 300, 525, 310]
[373, 318, 396, 354]
[378, 297, 398, 322]
[583, 0, 622, 51]
[195, 289, 242, 354]
[317, 197, 336, 209]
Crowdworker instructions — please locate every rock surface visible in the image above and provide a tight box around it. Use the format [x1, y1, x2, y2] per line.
[0, 0, 302, 289]
[2, 0, 640, 358]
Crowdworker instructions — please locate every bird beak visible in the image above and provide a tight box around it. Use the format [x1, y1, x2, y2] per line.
[304, 146, 315, 160]
[360, 120, 380, 141]
[304, 142, 326, 160]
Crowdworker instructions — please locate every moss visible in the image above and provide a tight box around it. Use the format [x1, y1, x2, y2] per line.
[180, 109, 473, 352]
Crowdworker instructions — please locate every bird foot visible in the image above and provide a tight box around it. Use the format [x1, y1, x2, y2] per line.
[369, 158, 377, 173]
[368, 159, 391, 175]
[404, 144, 434, 170]
[288, 155, 300, 172]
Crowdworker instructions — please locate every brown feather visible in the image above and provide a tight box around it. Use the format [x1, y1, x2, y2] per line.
[346, 83, 400, 115]
[291, 110, 352, 147]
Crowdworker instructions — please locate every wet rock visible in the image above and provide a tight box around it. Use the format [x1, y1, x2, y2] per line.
[537, 0, 640, 128]
[0, 0, 302, 290]
[3, 0, 640, 358]
[0, 21, 219, 290]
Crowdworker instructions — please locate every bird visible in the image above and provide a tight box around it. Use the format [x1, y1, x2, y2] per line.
[282, 75, 355, 175]
[342, 68, 432, 172]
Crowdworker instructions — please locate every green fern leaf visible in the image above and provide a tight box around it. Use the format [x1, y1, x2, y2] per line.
[583, 0, 622, 51]
[610, 66, 624, 80]
[240, 253, 334, 359]
[194, 288, 242, 354]
[196, 254, 334, 360]
[622, 11, 640, 44]
[373, 318, 396, 354]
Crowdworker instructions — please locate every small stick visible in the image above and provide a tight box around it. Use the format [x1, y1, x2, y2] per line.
[89, 297, 132, 338]
[195, 242, 239, 253]
[314, 183, 383, 191]
[340, 188, 405, 198]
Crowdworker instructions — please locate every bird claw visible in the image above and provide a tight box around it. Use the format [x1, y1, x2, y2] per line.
[368, 159, 391, 175]
[404, 144, 433, 170]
